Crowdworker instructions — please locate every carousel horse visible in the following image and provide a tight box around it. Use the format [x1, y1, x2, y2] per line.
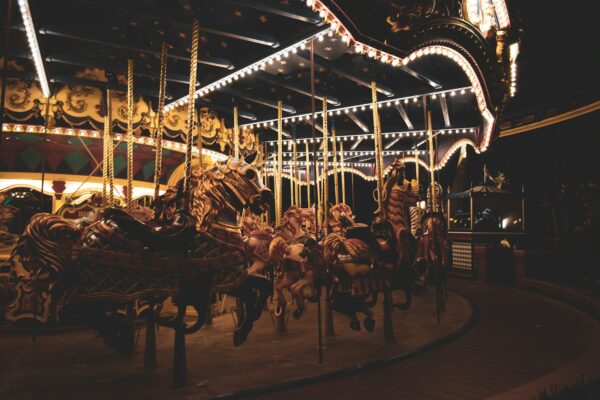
[419, 210, 449, 322]
[5, 153, 273, 352]
[270, 206, 317, 320]
[371, 158, 420, 310]
[322, 203, 378, 332]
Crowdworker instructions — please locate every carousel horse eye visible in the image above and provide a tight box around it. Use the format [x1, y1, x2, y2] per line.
[245, 169, 257, 180]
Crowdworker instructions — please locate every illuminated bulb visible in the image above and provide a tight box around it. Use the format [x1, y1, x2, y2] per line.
[404, 99, 409, 104]
[381, 54, 388, 63]
[450, 91, 456, 96]
[318, 35, 324, 42]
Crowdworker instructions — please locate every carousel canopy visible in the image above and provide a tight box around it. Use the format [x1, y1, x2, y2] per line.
[2, 0, 518, 182]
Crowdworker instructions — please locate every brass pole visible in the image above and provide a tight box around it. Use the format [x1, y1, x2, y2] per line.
[331, 126, 339, 205]
[107, 90, 114, 205]
[321, 98, 329, 230]
[126, 59, 134, 210]
[305, 141, 311, 208]
[293, 140, 300, 207]
[276, 100, 283, 226]
[340, 141, 346, 204]
[154, 42, 168, 201]
[426, 110, 437, 212]
[371, 82, 384, 212]
[233, 106, 239, 159]
[102, 90, 110, 206]
[184, 18, 200, 194]
[310, 39, 323, 364]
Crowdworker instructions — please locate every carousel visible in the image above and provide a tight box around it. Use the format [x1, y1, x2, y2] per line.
[0, 0, 519, 393]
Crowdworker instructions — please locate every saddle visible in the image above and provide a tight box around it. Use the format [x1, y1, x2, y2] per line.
[102, 208, 196, 252]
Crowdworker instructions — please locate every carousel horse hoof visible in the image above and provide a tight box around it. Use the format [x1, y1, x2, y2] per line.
[292, 308, 304, 320]
[363, 316, 375, 332]
[349, 320, 361, 331]
[233, 323, 252, 347]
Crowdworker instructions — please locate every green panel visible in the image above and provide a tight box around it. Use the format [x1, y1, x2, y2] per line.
[19, 146, 42, 170]
[142, 160, 156, 181]
[64, 151, 89, 173]
[18, 133, 43, 145]
[113, 154, 126, 176]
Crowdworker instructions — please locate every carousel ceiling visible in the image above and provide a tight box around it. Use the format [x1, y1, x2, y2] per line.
[2, 0, 517, 178]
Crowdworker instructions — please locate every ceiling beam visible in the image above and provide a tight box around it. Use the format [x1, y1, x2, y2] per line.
[394, 102, 413, 129]
[227, 0, 323, 24]
[347, 111, 370, 133]
[439, 96, 451, 127]
[300, 54, 394, 97]
[45, 53, 194, 85]
[397, 65, 442, 89]
[269, 126, 291, 138]
[221, 87, 296, 114]
[197, 99, 257, 121]
[38, 27, 234, 69]
[254, 71, 340, 106]
[61, 0, 280, 48]
[50, 75, 171, 99]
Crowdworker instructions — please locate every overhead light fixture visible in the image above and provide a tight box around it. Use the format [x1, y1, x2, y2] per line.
[18, 0, 50, 97]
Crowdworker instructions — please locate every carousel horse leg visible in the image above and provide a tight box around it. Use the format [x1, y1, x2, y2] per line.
[324, 287, 335, 336]
[143, 304, 157, 369]
[383, 286, 394, 342]
[171, 304, 187, 387]
[172, 320, 187, 386]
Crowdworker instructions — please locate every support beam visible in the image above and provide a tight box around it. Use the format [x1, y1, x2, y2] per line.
[394, 102, 414, 130]
[397, 65, 442, 89]
[347, 111, 370, 133]
[45, 53, 192, 85]
[269, 126, 291, 138]
[38, 27, 234, 69]
[384, 138, 400, 149]
[227, 0, 323, 24]
[68, 0, 280, 47]
[198, 99, 257, 121]
[254, 71, 340, 106]
[350, 137, 364, 150]
[221, 87, 296, 114]
[301, 54, 394, 97]
[50, 75, 171, 99]
[440, 96, 451, 127]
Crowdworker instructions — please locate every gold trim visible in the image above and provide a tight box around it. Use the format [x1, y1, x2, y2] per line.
[499, 100, 600, 137]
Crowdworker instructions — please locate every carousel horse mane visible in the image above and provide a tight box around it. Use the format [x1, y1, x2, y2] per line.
[15, 213, 80, 277]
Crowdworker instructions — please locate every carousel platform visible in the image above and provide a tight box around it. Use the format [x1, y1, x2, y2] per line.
[0, 289, 473, 399]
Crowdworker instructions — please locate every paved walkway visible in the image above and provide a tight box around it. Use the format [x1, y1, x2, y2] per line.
[248, 280, 600, 400]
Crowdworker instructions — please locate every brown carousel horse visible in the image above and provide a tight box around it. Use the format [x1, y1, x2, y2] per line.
[418, 206, 449, 322]
[5, 153, 273, 353]
[322, 204, 378, 331]
[371, 158, 420, 310]
[269, 206, 317, 321]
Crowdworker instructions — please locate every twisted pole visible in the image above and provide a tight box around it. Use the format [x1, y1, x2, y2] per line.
[154, 42, 168, 201]
[184, 18, 200, 195]
[126, 59, 134, 210]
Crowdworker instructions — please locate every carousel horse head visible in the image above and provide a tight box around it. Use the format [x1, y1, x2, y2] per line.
[14, 213, 81, 278]
[215, 152, 273, 216]
[387, 157, 406, 184]
[328, 204, 357, 233]
[161, 152, 272, 231]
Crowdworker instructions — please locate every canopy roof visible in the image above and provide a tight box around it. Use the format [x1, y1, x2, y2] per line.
[3, 0, 519, 181]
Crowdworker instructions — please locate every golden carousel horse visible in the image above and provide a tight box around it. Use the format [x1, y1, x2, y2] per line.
[269, 206, 317, 320]
[4, 153, 273, 353]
